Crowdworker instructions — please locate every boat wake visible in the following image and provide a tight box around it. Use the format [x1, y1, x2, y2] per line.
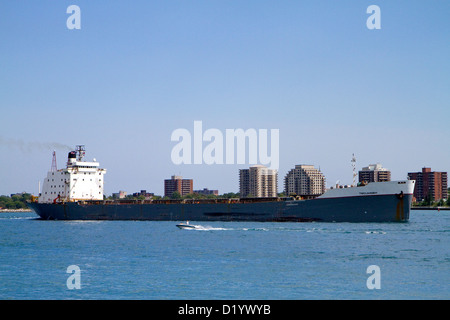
[181, 225, 229, 231]
[179, 224, 268, 231]
[365, 230, 387, 235]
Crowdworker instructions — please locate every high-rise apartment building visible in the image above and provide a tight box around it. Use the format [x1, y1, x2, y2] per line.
[239, 165, 278, 198]
[407, 168, 448, 201]
[359, 163, 391, 183]
[164, 175, 193, 198]
[284, 165, 326, 196]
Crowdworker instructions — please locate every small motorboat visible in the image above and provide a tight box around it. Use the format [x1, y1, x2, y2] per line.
[176, 221, 197, 229]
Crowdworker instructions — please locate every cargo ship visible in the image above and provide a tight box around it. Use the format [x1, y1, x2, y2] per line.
[27, 146, 415, 222]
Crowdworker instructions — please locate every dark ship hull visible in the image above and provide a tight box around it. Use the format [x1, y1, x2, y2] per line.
[28, 192, 412, 223]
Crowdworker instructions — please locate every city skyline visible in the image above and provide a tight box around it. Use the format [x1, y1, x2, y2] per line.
[31, 155, 446, 199]
[1, 130, 449, 197]
[1, 1, 449, 196]
[2, 148, 449, 202]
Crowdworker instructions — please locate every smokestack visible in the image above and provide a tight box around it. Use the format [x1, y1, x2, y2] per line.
[67, 150, 77, 166]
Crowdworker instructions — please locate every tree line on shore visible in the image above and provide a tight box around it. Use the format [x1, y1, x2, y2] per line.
[0, 193, 32, 209]
[412, 193, 450, 207]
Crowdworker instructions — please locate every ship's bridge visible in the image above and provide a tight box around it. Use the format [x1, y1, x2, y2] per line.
[67, 161, 101, 172]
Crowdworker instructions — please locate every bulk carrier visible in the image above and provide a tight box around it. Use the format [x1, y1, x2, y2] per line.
[27, 146, 415, 222]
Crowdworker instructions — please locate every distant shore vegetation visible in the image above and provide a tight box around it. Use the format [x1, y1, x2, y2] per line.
[412, 190, 450, 207]
[0, 193, 32, 209]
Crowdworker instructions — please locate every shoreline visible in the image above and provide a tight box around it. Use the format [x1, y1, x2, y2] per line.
[412, 206, 450, 211]
[1, 207, 448, 213]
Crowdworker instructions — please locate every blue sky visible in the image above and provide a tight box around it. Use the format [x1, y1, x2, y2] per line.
[1, 0, 449, 196]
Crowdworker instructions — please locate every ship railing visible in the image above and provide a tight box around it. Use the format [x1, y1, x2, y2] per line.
[237, 197, 281, 203]
[77, 196, 305, 206]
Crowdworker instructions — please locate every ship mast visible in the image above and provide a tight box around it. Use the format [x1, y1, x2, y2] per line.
[51, 151, 57, 172]
[351, 153, 357, 187]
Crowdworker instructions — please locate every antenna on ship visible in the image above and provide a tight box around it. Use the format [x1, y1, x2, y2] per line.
[51, 151, 57, 172]
[76, 145, 86, 161]
[351, 153, 357, 187]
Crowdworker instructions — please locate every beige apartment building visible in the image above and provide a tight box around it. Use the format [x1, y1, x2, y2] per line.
[239, 165, 278, 198]
[284, 165, 326, 197]
[359, 163, 391, 183]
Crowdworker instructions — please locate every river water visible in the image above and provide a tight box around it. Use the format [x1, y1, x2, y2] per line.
[0, 209, 448, 299]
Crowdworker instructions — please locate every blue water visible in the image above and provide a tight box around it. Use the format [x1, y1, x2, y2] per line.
[0, 210, 448, 300]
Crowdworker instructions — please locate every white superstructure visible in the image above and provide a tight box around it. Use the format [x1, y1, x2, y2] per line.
[38, 145, 106, 203]
[318, 180, 415, 199]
